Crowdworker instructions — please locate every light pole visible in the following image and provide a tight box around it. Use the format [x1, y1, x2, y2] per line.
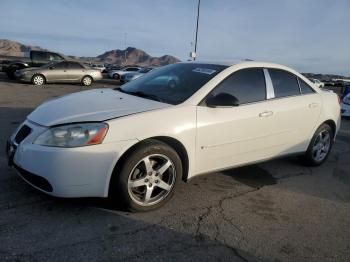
[193, 0, 201, 61]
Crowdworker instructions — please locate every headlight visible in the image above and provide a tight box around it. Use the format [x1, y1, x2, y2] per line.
[343, 94, 350, 105]
[34, 123, 108, 147]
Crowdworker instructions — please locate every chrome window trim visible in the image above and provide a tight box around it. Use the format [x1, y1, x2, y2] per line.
[263, 68, 275, 99]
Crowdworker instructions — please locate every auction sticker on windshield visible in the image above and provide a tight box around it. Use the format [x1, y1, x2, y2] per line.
[193, 68, 217, 75]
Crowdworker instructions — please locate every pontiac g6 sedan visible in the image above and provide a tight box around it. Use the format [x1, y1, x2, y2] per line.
[7, 61, 341, 211]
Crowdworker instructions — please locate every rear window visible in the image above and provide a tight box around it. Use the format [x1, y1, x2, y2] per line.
[269, 69, 300, 98]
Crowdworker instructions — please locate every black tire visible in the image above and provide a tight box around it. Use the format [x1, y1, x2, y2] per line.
[110, 139, 182, 212]
[31, 74, 46, 86]
[81, 76, 93, 86]
[113, 73, 120, 80]
[6, 70, 16, 80]
[301, 123, 334, 166]
[6, 66, 21, 80]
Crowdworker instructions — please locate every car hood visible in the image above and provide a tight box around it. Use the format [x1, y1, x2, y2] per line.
[27, 88, 171, 126]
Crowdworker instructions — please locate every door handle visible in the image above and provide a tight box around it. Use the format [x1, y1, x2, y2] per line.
[259, 111, 273, 117]
[309, 103, 319, 109]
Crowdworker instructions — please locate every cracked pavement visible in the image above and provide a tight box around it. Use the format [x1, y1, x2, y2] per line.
[1, 73, 350, 261]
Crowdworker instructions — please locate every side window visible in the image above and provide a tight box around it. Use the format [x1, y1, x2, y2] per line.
[298, 78, 315, 94]
[53, 62, 67, 69]
[68, 62, 83, 69]
[49, 53, 63, 61]
[126, 67, 139, 71]
[269, 69, 300, 98]
[210, 68, 266, 104]
[32, 52, 48, 61]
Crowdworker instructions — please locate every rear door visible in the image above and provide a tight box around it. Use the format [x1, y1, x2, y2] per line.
[66, 62, 85, 81]
[265, 69, 321, 154]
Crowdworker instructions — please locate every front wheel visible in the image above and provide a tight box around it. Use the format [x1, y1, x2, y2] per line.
[110, 140, 182, 212]
[82, 76, 93, 86]
[301, 123, 334, 166]
[31, 74, 45, 86]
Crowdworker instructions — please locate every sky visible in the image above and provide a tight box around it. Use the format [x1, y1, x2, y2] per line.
[1, 0, 349, 75]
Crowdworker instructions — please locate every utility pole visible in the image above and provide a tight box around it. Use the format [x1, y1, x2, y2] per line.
[124, 33, 128, 64]
[194, 0, 201, 61]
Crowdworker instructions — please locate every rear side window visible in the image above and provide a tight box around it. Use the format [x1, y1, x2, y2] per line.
[53, 62, 67, 69]
[32, 52, 48, 61]
[298, 78, 315, 94]
[269, 69, 300, 98]
[68, 62, 84, 69]
[210, 68, 266, 104]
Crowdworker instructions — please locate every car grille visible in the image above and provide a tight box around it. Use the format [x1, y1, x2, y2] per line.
[14, 125, 32, 144]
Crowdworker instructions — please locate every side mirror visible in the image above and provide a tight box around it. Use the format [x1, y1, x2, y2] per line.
[206, 93, 239, 107]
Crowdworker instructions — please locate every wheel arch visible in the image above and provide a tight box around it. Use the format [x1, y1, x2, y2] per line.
[323, 119, 336, 138]
[108, 136, 190, 197]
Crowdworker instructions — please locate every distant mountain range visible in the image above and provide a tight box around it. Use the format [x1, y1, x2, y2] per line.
[0, 39, 48, 57]
[0, 39, 180, 66]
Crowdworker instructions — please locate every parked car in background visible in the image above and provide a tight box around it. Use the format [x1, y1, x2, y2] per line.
[7, 61, 340, 211]
[341, 85, 350, 117]
[90, 64, 106, 73]
[108, 66, 141, 79]
[15, 61, 102, 86]
[309, 78, 325, 88]
[106, 64, 123, 72]
[120, 67, 155, 83]
[323, 80, 335, 86]
[0, 50, 65, 79]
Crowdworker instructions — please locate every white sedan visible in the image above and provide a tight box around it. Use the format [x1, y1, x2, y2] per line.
[107, 66, 141, 79]
[7, 61, 341, 211]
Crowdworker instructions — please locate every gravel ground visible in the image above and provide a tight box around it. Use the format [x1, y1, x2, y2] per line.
[0, 73, 349, 262]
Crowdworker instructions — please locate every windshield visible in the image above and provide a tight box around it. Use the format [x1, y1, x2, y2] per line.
[118, 63, 227, 104]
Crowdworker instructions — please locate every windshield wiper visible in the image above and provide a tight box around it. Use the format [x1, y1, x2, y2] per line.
[117, 89, 161, 102]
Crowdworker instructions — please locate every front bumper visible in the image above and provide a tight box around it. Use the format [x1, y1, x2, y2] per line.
[14, 71, 31, 82]
[7, 120, 136, 198]
[341, 103, 350, 117]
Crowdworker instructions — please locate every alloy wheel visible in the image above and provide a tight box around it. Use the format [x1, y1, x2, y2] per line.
[83, 77, 92, 86]
[312, 129, 331, 162]
[127, 154, 176, 206]
[33, 75, 44, 85]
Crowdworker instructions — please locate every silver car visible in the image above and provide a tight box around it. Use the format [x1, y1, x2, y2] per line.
[15, 61, 103, 86]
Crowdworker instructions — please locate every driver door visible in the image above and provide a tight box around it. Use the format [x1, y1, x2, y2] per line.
[196, 68, 276, 174]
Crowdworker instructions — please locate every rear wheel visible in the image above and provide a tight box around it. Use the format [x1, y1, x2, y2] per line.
[82, 76, 93, 86]
[301, 123, 333, 166]
[113, 73, 120, 80]
[31, 74, 45, 86]
[110, 140, 182, 212]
